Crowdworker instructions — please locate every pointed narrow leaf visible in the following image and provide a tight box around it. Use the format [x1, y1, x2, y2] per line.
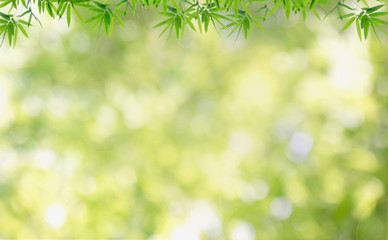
[341, 16, 355, 31]
[163, 0, 167, 13]
[13, 25, 17, 47]
[197, 17, 202, 34]
[364, 19, 370, 39]
[110, 17, 114, 37]
[114, 12, 125, 27]
[313, 9, 321, 20]
[67, 4, 71, 27]
[253, 18, 263, 31]
[18, 23, 28, 38]
[185, 17, 196, 31]
[284, 0, 291, 19]
[7, 25, 13, 46]
[374, 22, 388, 35]
[369, 12, 388, 17]
[366, 4, 384, 13]
[175, 19, 179, 38]
[356, 19, 361, 41]
[339, 3, 354, 11]
[154, 18, 174, 28]
[370, 18, 388, 26]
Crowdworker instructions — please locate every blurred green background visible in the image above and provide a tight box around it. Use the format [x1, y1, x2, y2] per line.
[0, 9, 387, 240]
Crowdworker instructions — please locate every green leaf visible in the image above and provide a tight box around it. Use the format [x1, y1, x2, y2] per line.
[214, 0, 220, 8]
[158, 22, 172, 37]
[174, 18, 180, 38]
[370, 18, 388, 25]
[163, 0, 167, 13]
[0, 0, 12, 8]
[211, 15, 228, 30]
[211, 13, 233, 22]
[227, 24, 239, 38]
[234, 0, 238, 17]
[197, 16, 202, 34]
[94, 1, 107, 9]
[366, 4, 385, 13]
[114, 13, 125, 27]
[341, 17, 355, 31]
[370, 22, 381, 43]
[203, 13, 209, 33]
[253, 18, 263, 31]
[361, 0, 369, 8]
[312, 9, 321, 20]
[240, 1, 252, 19]
[170, 0, 181, 14]
[340, 13, 354, 19]
[249, 20, 253, 39]
[7, 24, 13, 46]
[13, 24, 17, 47]
[309, 0, 316, 10]
[356, 19, 362, 41]
[0, 12, 10, 20]
[46, 2, 55, 18]
[86, 14, 103, 23]
[266, 1, 281, 19]
[235, 24, 243, 43]
[369, 12, 388, 17]
[154, 18, 174, 28]
[17, 23, 28, 38]
[360, 15, 367, 28]
[72, 5, 84, 22]
[109, 16, 114, 37]
[180, 21, 185, 39]
[104, 14, 110, 34]
[373, 21, 388, 35]
[185, 17, 196, 31]
[364, 18, 370, 39]
[283, 0, 291, 19]
[339, 3, 354, 11]
[67, 4, 71, 27]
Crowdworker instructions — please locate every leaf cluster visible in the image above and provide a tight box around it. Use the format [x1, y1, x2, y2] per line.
[0, 0, 387, 46]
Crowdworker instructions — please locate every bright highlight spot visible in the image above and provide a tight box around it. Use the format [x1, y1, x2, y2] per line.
[239, 179, 269, 202]
[287, 132, 314, 162]
[33, 148, 57, 170]
[270, 197, 293, 220]
[231, 222, 256, 240]
[189, 201, 222, 238]
[122, 96, 145, 129]
[45, 203, 67, 228]
[229, 132, 253, 155]
[289, 132, 313, 155]
[170, 224, 200, 240]
[21, 96, 45, 116]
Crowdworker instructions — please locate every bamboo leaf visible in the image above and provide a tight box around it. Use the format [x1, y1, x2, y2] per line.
[253, 18, 263, 31]
[185, 17, 196, 31]
[341, 16, 355, 31]
[374, 21, 388, 35]
[369, 12, 388, 17]
[154, 18, 174, 28]
[17, 23, 28, 38]
[370, 17, 388, 25]
[366, 4, 384, 13]
[67, 4, 71, 27]
[364, 18, 370, 39]
[356, 19, 362, 41]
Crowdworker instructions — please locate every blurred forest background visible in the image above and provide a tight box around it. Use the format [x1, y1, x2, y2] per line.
[0, 8, 387, 240]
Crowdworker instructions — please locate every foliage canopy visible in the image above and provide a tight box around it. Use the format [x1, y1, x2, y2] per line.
[0, 0, 387, 46]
